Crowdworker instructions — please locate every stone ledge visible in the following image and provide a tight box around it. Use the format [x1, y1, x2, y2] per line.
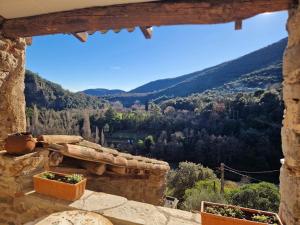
[0, 150, 49, 176]
[22, 190, 201, 225]
[0, 150, 49, 197]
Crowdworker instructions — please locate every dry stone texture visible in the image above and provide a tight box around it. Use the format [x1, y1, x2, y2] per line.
[86, 173, 167, 206]
[0, 150, 49, 224]
[0, 150, 49, 197]
[280, 3, 300, 225]
[0, 36, 26, 149]
[280, 164, 300, 225]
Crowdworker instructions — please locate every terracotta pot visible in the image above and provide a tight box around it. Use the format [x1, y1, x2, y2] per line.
[4, 132, 36, 155]
[201, 201, 283, 225]
[33, 171, 87, 201]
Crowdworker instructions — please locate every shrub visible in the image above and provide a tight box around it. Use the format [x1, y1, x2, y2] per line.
[182, 179, 226, 211]
[167, 162, 216, 200]
[227, 182, 280, 212]
[182, 188, 226, 211]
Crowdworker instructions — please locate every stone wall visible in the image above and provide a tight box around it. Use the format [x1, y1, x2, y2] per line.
[86, 173, 167, 206]
[0, 36, 26, 149]
[0, 150, 49, 224]
[280, 2, 300, 224]
[51, 164, 168, 206]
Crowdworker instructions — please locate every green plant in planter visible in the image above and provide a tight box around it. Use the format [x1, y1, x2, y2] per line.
[252, 214, 278, 224]
[66, 174, 83, 184]
[205, 205, 245, 219]
[41, 172, 55, 180]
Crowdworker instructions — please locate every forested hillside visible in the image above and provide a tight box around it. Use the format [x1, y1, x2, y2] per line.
[25, 70, 107, 110]
[26, 87, 283, 183]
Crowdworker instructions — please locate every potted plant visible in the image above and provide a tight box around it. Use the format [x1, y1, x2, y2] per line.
[201, 201, 283, 225]
[33, 171, 86, 201]
[5, 132, 36, 155]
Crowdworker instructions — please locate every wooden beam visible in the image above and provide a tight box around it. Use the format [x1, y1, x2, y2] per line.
[25, 37, 32, 45]
[1, 0, 293, 38]
[99, 30, 109, 34]
[113, 29, 122, 33]
[72, 32, 88, 42]
[126, 27, 135, 32]
[87, 30, 96, 35]
[235, 20, 243, 30]
[140, 26, 152, 39]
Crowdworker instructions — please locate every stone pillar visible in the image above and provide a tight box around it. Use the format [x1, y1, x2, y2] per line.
[280, 2, 300, 225]
[0, 36, 26, 149]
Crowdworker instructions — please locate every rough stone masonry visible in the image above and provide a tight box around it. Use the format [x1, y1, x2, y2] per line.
[0, 36, 26, 149]
[280, 2, 300, 225]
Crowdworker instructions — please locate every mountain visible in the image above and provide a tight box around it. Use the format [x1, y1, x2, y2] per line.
[25, 70, 106, 110]
[129, 72, 197, 93]
[25, 38, 287, 109]
[108, 38, 286, 106]
[81, 88, 125, 97]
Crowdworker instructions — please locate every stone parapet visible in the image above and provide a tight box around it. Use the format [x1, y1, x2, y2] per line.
[19, 190, 200, 225]
[85, 173, 167, 206]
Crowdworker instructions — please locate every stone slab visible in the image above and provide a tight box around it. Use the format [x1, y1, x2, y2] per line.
[25, 210, 113, 225]
[157, 206, 200, 224]
[70, 190, 128, 213]
[103, 200, 167, 225]
[167, 217, 199, 225]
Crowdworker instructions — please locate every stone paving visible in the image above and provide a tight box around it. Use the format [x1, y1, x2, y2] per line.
[25, 190, 201, 225]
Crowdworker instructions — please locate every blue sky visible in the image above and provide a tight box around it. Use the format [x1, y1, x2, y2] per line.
[26, 11, 288, 92]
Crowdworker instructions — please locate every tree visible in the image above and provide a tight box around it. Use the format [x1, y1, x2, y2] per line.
[145, 100, 149, 111]
[149, 103, 162, 115]
[31, 105, 40, 135]
[137, 139, 145, 149]
[95, 126, 100, 144]
[105, 107, 116, 123]
[100, 128, 105, 146]
[144, 135, 155, 152]
[82, 111, 91, 140]
[26, 116, 31, 132]
[164, 106, 176, 114]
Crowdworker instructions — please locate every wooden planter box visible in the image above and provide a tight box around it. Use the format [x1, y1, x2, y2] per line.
[33, 171, 86, 201]
[201, 201, 283, 225]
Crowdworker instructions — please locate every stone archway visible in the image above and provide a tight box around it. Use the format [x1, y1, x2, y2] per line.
[0, 2, 300, 224]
